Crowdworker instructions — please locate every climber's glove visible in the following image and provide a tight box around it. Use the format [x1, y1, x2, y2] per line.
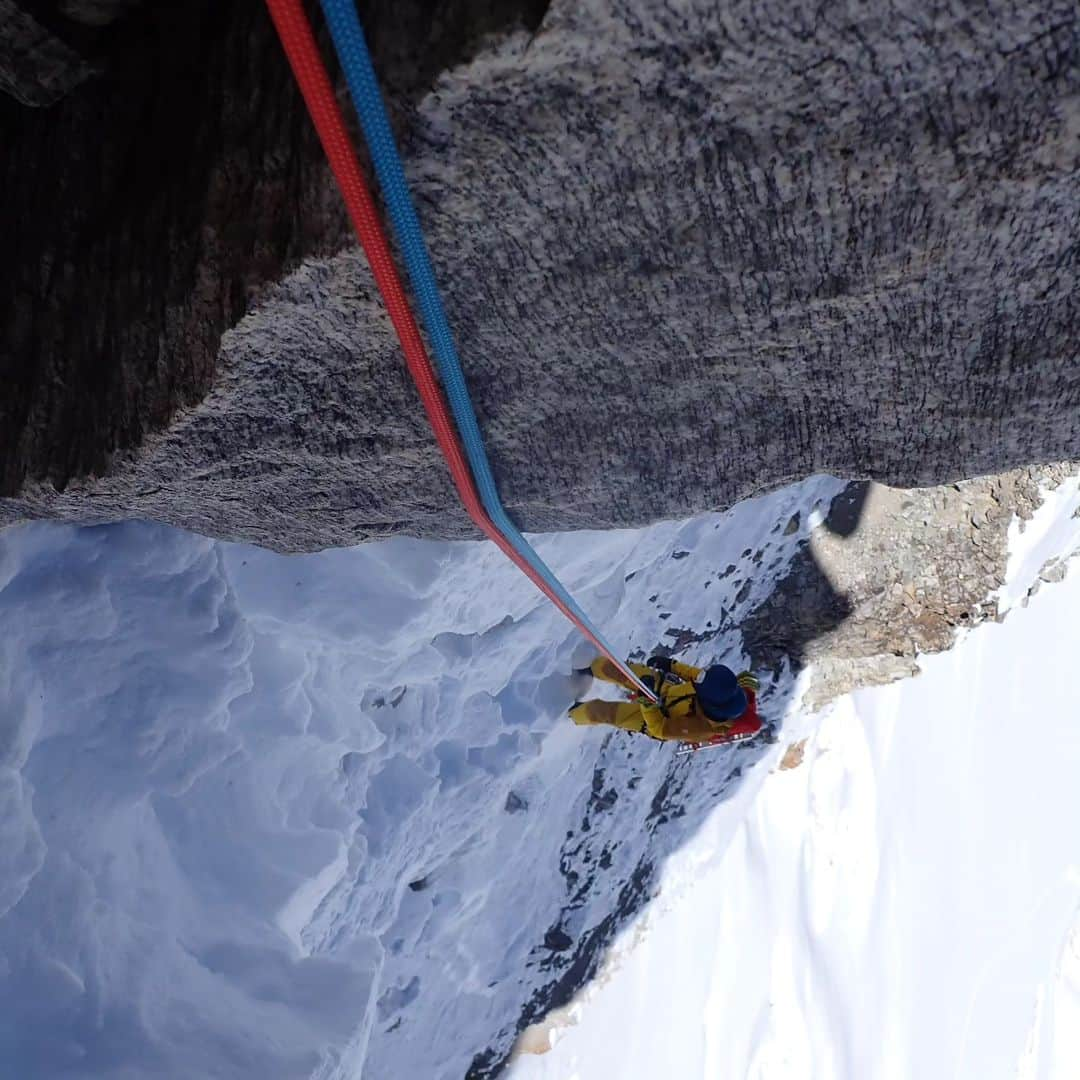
[736, 671, 760, 692]
[647, 655, 674, 675]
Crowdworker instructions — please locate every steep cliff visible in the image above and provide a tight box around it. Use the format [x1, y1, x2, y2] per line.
[2, 0, 1078, 550]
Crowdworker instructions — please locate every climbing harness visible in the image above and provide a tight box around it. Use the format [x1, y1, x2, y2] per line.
[264, 0, 657, 702]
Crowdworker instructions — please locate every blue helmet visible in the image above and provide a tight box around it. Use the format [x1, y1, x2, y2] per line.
[695, 665, 748, 721]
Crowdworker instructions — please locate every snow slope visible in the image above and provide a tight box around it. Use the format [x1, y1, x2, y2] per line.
[4, 471, 1079, 1080]
[512, 479, 1080, 1080]
[0, 476, 843, 1078]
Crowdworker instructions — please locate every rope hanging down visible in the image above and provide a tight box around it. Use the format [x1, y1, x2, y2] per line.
[315, 0, 655, 699]
[264, 0, 657, 701]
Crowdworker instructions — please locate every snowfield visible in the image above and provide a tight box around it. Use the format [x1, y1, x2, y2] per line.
[513, 473, 1080, 1080]
[2, 473, 1079, 1079]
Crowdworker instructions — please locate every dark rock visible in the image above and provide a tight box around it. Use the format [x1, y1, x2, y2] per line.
[504, 790, 528, 813]
[663, 623, 721, 651]
[0, 2, 143, 108]
[2, 1, 1079, 551]
[594, 788, 618, 812]
[542, 926, 572, 952]
[0, 3, 99, 106]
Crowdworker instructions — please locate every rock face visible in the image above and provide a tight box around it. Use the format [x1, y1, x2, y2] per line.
[2, 0, 1079, 551]
[742, 462, 1077, 708]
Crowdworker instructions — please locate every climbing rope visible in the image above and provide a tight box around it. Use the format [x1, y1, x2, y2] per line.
[264, 0, 657, 701]
[315, 0, 656, 698]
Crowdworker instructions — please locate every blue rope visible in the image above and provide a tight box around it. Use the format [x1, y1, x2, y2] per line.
[319, 0, 651, 695]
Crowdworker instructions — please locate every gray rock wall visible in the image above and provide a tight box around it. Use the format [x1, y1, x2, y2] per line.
[2, 0, 1078, 551]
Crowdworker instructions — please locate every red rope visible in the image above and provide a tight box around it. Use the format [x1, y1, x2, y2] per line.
[263, 0, 656, 699]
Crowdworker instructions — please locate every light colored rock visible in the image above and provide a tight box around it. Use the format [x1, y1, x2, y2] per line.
[742, 463, 1077, 708]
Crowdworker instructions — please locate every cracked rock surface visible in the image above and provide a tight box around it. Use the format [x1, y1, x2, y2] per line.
[2, 0, 1079, 551]
[743, 462, 1078, 707]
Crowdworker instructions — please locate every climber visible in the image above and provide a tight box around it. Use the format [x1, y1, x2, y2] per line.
[568, 656, 761, 745]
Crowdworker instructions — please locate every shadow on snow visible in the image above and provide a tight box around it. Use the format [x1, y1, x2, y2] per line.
[467, 482, 869, 1077]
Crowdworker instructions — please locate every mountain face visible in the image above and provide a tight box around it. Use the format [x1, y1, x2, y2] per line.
[3, 468, 1079, 1078]
[3, 0, 1079, 552]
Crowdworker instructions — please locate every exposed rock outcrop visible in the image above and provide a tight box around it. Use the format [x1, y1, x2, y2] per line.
[742, 462, 1077, 707]
[2, 0, 1078, 550]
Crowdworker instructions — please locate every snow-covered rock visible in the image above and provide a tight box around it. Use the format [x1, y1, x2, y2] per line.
[5, 1, 1079, 551]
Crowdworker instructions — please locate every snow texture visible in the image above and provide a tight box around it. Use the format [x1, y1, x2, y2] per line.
[996, 473, 1080, 614]
[0, 476, 840, 1078]
[4, 469, 1080, 1079]
[511, 477, 1080, 1080]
